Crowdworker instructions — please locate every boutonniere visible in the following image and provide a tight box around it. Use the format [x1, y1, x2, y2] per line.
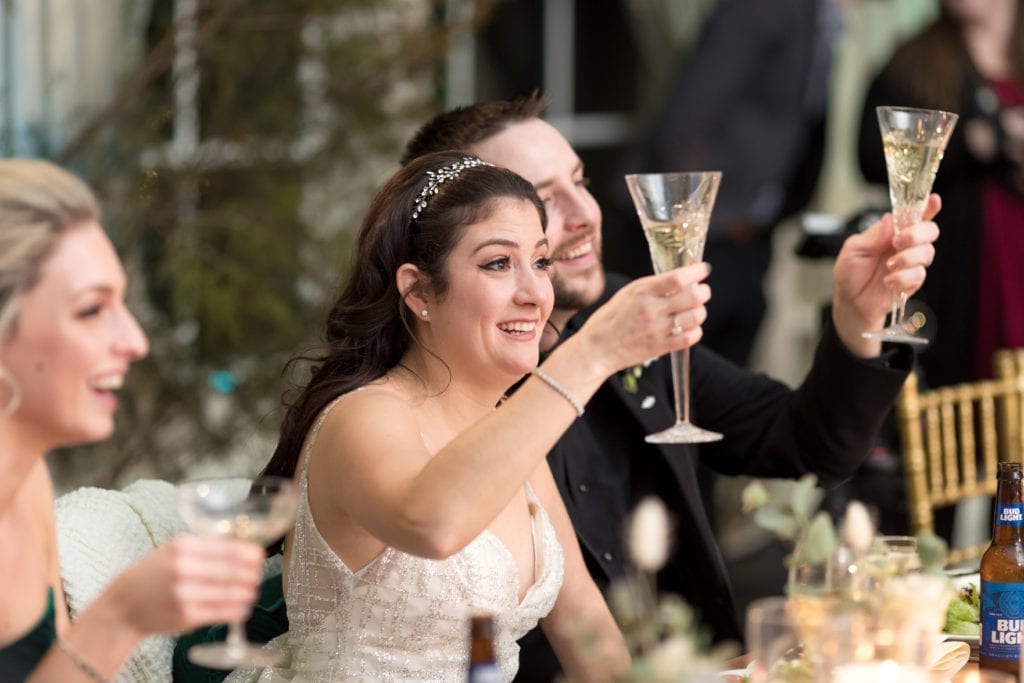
[621, 358, 656, 394]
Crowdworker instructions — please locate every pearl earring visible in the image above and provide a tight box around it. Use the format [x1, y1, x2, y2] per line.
[421, 309, 428, 317]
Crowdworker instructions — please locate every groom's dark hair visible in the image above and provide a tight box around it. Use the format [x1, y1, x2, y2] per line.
[400, 91, 547, 165]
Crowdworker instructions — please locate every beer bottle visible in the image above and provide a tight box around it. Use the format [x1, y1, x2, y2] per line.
[980, 461, 1024, 675]
[467, 614, 502, 683]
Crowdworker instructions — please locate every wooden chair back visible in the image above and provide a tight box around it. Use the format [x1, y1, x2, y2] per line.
[896, 348, 1024, 566]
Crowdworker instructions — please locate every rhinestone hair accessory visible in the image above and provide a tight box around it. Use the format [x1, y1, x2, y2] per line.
[411, 156, 494, 220]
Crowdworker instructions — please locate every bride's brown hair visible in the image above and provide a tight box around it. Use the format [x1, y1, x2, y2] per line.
[261, 151, 545, 552]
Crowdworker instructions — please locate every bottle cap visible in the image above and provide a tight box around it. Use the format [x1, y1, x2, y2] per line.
[999, 462, 1023, 479]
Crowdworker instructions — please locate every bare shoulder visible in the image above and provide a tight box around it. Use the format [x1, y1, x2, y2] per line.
[320, 383, 415, 432]
[313, 382, 424, 465]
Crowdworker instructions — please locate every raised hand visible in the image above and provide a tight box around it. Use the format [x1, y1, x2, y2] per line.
[832, 194, 941, 357]
[574, 262, 712, 377]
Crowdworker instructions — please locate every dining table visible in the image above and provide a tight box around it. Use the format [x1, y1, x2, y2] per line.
[720, 642, 987, 680]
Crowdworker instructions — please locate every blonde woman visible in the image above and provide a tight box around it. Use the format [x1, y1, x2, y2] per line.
[0, 159, 263, 682]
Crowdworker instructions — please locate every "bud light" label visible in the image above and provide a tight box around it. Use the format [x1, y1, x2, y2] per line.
[997, 504, 1024, 526]
[981, 580, 1024, 662]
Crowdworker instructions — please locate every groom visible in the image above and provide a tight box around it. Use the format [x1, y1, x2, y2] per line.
[401, 93, 938, 680]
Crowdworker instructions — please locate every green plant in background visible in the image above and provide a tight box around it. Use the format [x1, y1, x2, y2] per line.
[576, 497, 733, 682]
[741, 475, 950, 571]
[741, 474, 838, 567]
[50, 0, 502, 490]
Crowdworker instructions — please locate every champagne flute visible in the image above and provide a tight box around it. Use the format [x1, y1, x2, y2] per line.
[177, 476, 298, 669]
[863, 106, 957, 345]
[625, 171, 722, 444]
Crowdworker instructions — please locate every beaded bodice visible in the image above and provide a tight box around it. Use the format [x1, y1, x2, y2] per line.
[273, 393, 563, 682]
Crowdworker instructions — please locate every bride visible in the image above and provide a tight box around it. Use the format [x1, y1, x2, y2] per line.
[238, 151, 713, 681]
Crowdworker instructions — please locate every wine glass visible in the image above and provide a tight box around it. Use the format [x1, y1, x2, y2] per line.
[863, 106, 957, 345]
[177, 476, 298, 669]
[625, 171, 722, 443]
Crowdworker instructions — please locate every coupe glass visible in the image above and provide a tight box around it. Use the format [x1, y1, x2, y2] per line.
[863, 106, 957, 345]
[177, 476, 298, 669]
[625, 171, 722, 443]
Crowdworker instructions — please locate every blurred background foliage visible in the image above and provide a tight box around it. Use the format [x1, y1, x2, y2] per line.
[40, 0, 501, 489]
[0, 0, 937, 492]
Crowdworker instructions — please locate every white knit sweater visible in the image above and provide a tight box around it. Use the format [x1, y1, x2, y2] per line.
[55, 479, 187, 682]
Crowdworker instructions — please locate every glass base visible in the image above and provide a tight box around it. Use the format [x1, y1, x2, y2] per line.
[861, 324, 929, 346]
[645, 421, 723, 444]
[187, 641, 284, 670]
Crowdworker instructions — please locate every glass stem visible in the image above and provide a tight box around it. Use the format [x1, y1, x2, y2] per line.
[889, 210, 917, 328]
[225, 619, 247, 652]
[890, 290, 905, 327]
[669, 348, 691, 424]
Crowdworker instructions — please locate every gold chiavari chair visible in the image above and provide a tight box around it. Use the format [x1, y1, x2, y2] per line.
[896, 348, 1024, 566]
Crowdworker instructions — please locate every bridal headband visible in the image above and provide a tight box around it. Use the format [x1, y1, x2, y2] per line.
[411, 155, 493, 221]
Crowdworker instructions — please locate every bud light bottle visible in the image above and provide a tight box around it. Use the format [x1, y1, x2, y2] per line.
[980, 461, 1024, 676]
[467, 614, 502, 683]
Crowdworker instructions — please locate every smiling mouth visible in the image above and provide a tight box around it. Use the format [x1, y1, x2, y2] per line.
[497, 321, 537, 335]
[89, 375, 125, 392]
[558, 240, 593, 261]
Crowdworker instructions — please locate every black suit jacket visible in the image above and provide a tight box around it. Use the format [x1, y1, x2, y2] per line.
[515, 274, 913, 681]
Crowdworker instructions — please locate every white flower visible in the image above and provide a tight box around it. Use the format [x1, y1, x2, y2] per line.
[629, 496, 670, 572]
[648, 635, 695, 678]
[843, 500, 874, 556]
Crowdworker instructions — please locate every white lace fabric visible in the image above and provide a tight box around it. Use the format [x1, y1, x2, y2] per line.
[238, 394, 564, 682]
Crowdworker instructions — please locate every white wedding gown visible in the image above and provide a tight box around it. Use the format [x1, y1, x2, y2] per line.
[228, 394, 564, 682]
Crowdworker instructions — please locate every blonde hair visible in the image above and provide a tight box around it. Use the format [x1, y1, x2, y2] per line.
[0, 159, 100, 413]
[0, 159, 100, 338]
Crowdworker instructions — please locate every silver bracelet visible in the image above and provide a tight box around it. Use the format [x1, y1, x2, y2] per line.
[531, 367, 585, 417]
[57, 638, 111, 683]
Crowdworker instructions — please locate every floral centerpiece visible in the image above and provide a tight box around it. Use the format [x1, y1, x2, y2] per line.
[742, 475, 957, 681]
[565, 496, 734, 682]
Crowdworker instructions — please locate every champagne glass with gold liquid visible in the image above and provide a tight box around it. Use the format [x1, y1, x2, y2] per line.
[177, 476, 298, 669]
[625, 171, 722, 444]
[863, 106, 957, 345]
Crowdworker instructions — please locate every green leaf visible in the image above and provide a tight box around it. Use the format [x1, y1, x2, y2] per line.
[800, 511, 837, 565]
[622, 373, 638, 394]
[790, 474, 819, 523]
[753, 507, 800, 540]
[916, 531, 949, 573]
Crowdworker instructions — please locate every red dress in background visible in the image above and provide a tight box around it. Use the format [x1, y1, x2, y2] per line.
[974, 78, 1024, 379]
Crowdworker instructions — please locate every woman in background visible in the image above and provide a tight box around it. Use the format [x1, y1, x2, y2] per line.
[0, 159, 264, 682]
[859, 0, 1024, 387]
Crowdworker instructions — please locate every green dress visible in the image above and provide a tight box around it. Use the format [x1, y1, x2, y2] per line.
[0, 588, 57, 682]
[173, 574, 288, 682]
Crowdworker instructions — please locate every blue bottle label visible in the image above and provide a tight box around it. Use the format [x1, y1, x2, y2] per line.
[996, 504, 1024, 526]
[468, 663, 503, 683]
[981, 580, 1024, 661]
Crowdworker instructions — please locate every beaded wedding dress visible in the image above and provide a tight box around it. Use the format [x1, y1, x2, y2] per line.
[228, 395, 564, 682]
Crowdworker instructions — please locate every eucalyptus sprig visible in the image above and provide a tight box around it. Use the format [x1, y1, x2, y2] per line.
[915, 530, 950, 574]
[741, 474, 837, 567]
[577, 496, 732, 682]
